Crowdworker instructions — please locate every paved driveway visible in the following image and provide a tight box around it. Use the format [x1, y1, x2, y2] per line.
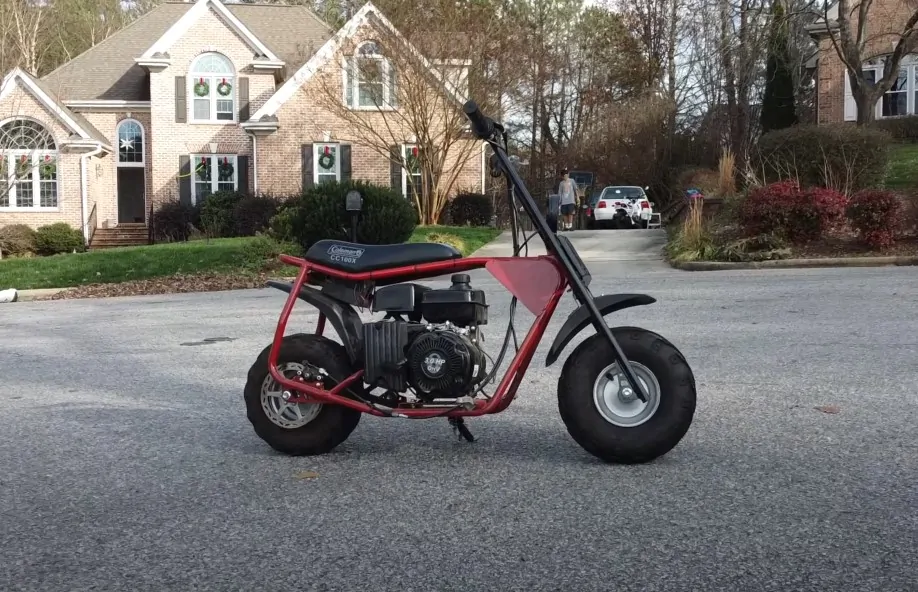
[1, 262, 917, 591]
[472, 228, 667, 262]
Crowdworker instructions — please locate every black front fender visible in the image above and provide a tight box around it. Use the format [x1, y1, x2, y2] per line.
[267, 281, 364, 364]
[545, 293, 656, 366]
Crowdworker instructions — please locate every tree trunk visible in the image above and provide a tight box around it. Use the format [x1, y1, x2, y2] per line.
[854, 89, 880, 125]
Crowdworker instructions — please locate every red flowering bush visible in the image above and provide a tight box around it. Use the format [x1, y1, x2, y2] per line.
[739, 180, 847, 243]
[846, 189, 903, 249]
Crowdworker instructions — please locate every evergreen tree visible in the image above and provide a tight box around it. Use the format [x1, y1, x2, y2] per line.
[760, 0, 798, 133]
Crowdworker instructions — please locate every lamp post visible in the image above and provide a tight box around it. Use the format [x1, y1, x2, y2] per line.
[345, 189, 363, 243]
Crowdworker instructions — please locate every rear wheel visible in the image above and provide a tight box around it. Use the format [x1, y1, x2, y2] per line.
[244, 334, 362, 456]
[557, 326, 696, 464]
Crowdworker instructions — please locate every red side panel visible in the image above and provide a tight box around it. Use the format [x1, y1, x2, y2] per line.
[486, 256, 565, 315]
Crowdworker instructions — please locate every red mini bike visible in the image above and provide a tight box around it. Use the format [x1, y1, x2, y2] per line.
[244, 101, 697, 464]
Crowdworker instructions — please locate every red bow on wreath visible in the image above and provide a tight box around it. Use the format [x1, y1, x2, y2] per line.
[324, 146, 330, 155]
[411, 146, 418, 157]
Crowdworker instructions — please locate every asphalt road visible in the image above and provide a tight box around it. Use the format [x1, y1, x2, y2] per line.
[2, 257, 917, 591]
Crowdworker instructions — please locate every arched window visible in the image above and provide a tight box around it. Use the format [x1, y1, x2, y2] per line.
[117, 119, 144, 166]
[189, 52, 235, 122]
[345, 40, 396, 109]
[0, 118, 58, 210]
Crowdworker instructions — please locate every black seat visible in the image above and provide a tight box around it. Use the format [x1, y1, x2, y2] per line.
[304, 239, 462, 273]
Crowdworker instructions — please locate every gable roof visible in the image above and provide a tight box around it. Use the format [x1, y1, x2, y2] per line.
[250, 1, 468, 122]
[140, 0, 281, 62]
[41, 1, 332, 102]
[0, 68, 110, 149]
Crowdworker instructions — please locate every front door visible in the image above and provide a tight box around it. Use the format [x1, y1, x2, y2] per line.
[117, 168, 146, 223]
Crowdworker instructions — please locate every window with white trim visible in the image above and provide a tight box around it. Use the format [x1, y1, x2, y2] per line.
[402, 143, 422, 200]
[882, 69, 908, 117]
[345, 41, 396, 109]
[191, 154, 238, 204]
[851, 63, 918, 119]
[117, 119, 144, 166]
[0, 118, 58, 210]
[189, 52, 235, 122]
[314, 143, 340, 184]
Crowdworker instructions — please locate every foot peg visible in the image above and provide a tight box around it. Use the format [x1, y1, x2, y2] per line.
[448, 417, 475, 442]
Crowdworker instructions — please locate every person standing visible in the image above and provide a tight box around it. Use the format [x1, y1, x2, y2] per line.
[558, 169, 580, 231]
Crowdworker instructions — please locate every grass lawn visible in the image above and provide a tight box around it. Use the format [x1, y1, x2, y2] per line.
[0, 226, 502, 291]
[886, 144, 918, 190]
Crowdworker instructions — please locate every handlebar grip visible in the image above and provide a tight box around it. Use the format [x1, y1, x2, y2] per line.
[463, 100, 495, 139]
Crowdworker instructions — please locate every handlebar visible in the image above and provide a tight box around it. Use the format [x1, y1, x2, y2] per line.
[463, 100, 496, 140]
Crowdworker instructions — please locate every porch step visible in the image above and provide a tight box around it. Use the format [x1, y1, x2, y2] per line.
[89, 225, 150, 250]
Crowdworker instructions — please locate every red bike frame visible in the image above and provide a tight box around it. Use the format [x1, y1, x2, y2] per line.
[267, 252, 568, 418]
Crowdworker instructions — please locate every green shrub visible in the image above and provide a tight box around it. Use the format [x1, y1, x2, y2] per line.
[240, 234, 303, 271]
[152, 201, 197, 242]
[871, 116, 918, 142]
[200, 190, 244, 238]
[0, 224, 37, 256]
[270, 180, 417, 251]
[447, 192, 493, 226]
[755, 124, 890, 192]
[234, 194, 283, 237]
[33, 222, 85, 255]
[846, 189, 904, 249]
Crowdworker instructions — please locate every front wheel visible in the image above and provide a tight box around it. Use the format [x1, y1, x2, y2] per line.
[557, 326, 696, 464]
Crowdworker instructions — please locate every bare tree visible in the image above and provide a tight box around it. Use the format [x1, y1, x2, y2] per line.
[313, 9, 497, 224]
[822, 0, 918, 125]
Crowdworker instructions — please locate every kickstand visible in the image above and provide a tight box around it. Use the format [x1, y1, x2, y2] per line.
[448, 417, 475, 443]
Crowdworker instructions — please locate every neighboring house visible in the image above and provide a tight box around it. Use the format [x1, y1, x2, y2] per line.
[807, 0, 918, 123]
[0, 0, 485, 247]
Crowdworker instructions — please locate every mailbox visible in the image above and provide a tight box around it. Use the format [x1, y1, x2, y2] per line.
[345, 190, 362, 242]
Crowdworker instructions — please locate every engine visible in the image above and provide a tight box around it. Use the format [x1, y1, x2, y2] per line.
[363, 274, 489, 400]
[405, 329, 487, 398]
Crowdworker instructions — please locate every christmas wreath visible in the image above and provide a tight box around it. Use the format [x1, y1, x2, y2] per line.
[15, 155, 31, 176]
[216, 78, 232, 97]
[196, 156, 211, 181]
[318, 148, 335, 171]
[40, 156, 56, 178]
[405, 146, 420, 172]
[194, 78, 210, 97]
[217, 157, 234, 180]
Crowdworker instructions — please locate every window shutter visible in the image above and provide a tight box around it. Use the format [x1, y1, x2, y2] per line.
[340, 144, 352, 181]
[302, 143, 314, 189]
[175, 76, 187, 123]
[844, 71, 857, 122]
[389, 62, 398, 108]
[237, 155, 249, 194]
[238, 77, 250, 121]
[390, 144, 402, 193]
[178, 155, 191, 205]
[344, 58, 354, 107]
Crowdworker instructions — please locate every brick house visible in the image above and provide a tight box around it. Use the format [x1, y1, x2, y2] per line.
[0, 0, 485, 246]
[807, 0, 918, 124]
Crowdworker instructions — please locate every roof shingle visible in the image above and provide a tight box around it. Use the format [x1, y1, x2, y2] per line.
[41, 1, 333, 102]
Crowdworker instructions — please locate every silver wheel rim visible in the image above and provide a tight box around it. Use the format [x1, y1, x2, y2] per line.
[592, 361, 661, 427]
[260, 362, 323, 429]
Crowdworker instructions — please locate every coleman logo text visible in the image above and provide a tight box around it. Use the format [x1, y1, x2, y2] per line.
[327, 244, 365, 264]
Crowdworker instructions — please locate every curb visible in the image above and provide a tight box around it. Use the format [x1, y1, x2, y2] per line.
[670, 255, 918, 271]
[14, 288, 65, 301]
